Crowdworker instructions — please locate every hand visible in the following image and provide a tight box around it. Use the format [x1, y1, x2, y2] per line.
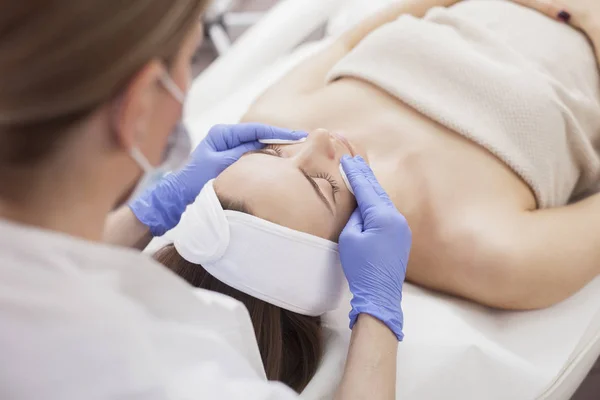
[510, 0, 600, 53]
[129, 123, 307, 236]
[338, 155, 411, 341]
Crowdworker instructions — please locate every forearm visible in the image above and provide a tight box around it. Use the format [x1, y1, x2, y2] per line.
[335, 314, 398, 400]
[404, 192, 600, 311]
[452, 194, 600, 310]
[504, 193, 600, 308]
[103, 206, 153, 250]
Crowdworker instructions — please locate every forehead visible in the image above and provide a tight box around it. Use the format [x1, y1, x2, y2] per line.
[214, 154, 333, 238]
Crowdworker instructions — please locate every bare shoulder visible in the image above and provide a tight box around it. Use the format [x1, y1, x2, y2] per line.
[405, 200, 529, 308]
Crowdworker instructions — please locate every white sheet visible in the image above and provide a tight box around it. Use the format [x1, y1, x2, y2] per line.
[176, 5, 600, 399]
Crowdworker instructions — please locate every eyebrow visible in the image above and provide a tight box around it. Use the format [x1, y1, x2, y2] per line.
[245, 149, 334, 214]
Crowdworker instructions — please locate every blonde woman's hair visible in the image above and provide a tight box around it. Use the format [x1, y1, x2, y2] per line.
[0, 0, 209, 166]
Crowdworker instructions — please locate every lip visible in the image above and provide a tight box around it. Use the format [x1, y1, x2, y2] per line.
[332, 132, 356, 157]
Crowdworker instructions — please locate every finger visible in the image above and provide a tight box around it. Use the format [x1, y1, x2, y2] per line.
[235, 123, 308, 144]
[204, 124, 229, 152]
[341, 156, 382, 217]
[222, 141, 264, 162]
[362, 168, 394, 209]
[210, 123, 307, 151]
[340, 208, 364, 238]
[342, 156, 395, 209]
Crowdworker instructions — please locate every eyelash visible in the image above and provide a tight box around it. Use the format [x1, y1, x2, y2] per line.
[266, 145, 340, 195]
[266, 145, 284, 156]
[313, 172, 341, 195]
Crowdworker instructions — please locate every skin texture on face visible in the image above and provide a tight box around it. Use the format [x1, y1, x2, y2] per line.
[214, 129, 367, 241]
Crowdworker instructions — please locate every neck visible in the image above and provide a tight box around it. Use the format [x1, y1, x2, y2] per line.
[0, 164, 118, 242]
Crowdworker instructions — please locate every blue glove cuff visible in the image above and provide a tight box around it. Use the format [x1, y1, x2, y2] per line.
[349, 300, 404, 342]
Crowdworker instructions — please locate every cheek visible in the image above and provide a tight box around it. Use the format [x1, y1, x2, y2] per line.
[144, 104, 179, 165]
[147, 124, 171, 165]
[290, 203, 335, 240]
[253, 191, 335, 240]
[332, 195, 358, 242]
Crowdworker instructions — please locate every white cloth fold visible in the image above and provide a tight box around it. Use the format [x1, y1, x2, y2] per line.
[172, 180, 345, 316]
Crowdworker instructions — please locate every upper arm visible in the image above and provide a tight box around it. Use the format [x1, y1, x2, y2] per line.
[455, 193, 600, 310]
[499, 194, 600, 308]
[407, 194, 600, 311]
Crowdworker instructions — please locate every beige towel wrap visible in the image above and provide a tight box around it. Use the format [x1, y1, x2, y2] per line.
[327, 0, 600, 208]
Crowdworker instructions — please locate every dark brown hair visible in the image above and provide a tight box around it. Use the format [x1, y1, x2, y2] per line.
[0, 0, 209, 167]
[154, 244, 324, 392]
[153, 195, 324, 392]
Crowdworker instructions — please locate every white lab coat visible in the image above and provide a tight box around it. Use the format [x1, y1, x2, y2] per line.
[0, 220, 298, 399]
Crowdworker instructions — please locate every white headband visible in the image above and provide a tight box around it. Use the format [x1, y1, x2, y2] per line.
[171, 180, 346, 316]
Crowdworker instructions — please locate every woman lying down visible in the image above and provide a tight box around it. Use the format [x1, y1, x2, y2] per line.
[154, 0, 600, 392]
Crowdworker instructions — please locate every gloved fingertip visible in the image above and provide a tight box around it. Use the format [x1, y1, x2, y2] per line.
[354, 156, 374, 176]
[258, 137, 306, 145]
[290, 129, 308, 139]
[341, 155, 357, 172]
[270, 126, 308, 139]
[258, 127, 308, 144]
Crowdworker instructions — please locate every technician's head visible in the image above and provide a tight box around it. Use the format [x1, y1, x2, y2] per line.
[0, 1, 209, 231]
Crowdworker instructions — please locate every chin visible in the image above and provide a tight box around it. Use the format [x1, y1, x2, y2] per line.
[112, 176, 142, 210]
[113, 186, 135, 210]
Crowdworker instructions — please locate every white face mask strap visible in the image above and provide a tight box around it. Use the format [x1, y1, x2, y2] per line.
[129, 146, 155, 173]
[159, 73, 186, 104]
[128, 73, 185, 174]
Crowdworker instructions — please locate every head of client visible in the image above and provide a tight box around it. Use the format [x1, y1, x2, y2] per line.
[154, 129, 362, 392]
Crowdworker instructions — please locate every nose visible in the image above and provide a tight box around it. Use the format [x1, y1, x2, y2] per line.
[294, 129, 336, 167]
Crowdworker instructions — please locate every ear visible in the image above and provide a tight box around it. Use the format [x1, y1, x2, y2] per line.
[111, 60, 165, 150]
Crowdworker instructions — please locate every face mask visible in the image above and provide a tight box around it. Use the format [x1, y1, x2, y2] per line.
[127, 72, 192, 200]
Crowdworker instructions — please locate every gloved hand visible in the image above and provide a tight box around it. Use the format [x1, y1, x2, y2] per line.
[130, 123, 307, 236]
[338, 155, 412, 341]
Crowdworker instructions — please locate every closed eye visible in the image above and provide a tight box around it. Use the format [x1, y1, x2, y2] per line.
[312, 172, 340, 199]
[243, 148, 335, 214]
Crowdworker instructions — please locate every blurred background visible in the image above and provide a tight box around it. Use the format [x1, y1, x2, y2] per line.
[194, 0, 325, 75]
[194, 0, 280, 74]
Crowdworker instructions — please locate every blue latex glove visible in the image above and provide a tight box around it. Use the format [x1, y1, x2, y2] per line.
[338, 155, 412, 341]
[130, 123, 307, 236]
